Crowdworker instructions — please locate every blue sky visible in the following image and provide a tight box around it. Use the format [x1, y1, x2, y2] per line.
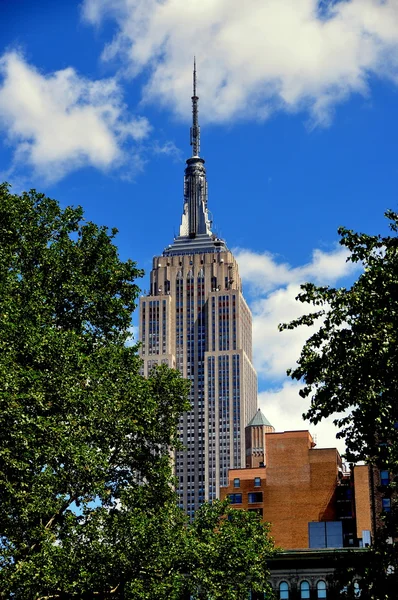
[1, 0, 398, 455]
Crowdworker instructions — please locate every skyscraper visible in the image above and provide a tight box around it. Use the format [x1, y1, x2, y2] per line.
[139, 63, 258, 516]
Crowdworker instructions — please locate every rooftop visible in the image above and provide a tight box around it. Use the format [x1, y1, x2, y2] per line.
[247, 408, 273, 428]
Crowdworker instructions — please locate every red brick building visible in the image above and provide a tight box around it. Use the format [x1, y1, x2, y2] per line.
[220, 411, 372, 550]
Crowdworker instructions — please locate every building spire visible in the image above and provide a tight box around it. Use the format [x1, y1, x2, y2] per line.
[162, 59, 228, 255]
[190, 57, 200, 157]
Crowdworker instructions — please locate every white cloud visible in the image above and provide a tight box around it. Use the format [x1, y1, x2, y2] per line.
[0, 51, 151, 182]
[235, 245, 360, 378]
[82, 0, 398, 125]
[234, 244, 362, 454]
[251, 282, 319, 379]
[258, 382, 346, 454]
[152, 140, 182, 161]
[125, 325, 139, 347]
[234, 245, 356, 294]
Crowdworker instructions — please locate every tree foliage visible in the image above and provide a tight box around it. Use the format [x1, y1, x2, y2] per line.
[0, 184, 191, 597]
[280, 210, 398, 466]
[185, 500, 275, 600]
[280, 211, 398, 598]
[0, 184, 274, 599]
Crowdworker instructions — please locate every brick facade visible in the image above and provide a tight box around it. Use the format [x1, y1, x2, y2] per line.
[221, 430, 370, 550]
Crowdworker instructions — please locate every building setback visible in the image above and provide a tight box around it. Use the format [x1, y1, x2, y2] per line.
[139, 64, 257, 516]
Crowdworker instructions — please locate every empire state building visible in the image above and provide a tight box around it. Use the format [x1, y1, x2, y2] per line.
[139, 64, 258, 516]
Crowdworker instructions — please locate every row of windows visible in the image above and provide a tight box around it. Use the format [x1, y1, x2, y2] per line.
[279, 580, 327, 599]
[228, 492, 263, 504]
[278, 579, 361, 599]
[234, 477, 261, 488]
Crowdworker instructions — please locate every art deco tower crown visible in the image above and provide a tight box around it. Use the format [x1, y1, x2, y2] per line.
[164, 60, 227, 257]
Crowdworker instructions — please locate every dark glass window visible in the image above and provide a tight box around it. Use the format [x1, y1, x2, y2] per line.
[254, 477, 261, 487]
[248, 508, 263, 517]
[228, 493, 242, 504]
[382, 498, 391, 512]
[248, 492, 263, 503]
[309, 521, 343, 548]
[380, 470, 390, 486]
[233, 478, 240, 488]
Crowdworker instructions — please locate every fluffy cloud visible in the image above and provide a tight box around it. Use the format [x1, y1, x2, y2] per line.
[234, 245, 362, 452]
[125, 325, 139, 347]
[0, 51, 151, 182]
[251, 282, 319, 379]
[82, 0, 398, 124]
[235, 245, 360, 378]
[235, 245, 356, 294]
[258, 382, 346, 455]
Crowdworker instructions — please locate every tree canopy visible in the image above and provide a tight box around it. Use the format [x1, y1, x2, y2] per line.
[0, 183, 192, 597]
[185, 500, 274, 600]
[280, 210, 398, 467]
[280, 211, 398, 598]
[0, 184, 274, 599]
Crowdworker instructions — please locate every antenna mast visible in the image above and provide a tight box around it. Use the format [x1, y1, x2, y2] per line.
[190, 57, 200, 157]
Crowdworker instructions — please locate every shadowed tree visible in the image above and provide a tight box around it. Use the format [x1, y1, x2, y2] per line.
[0, 184, 275, 600]
[0, 183, 191, 598]
[184, 499, 275, 600]
[280, 210, 398, 598]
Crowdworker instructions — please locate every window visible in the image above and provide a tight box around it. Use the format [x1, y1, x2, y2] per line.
[233, 478, 240, 488]
[254, 477, 261, 487]
[300, 581, 310, 599]
[317, 581, 327, 599]
[248, 492, 263, 503]
[380, 470, 390, 486]
[279, 582, 289, 600]
[382, 498, 391, 513]
[309, 521, 343, 548]
[228, 493, 242, 504]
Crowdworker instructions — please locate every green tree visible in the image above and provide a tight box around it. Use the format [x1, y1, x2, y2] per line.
[0, 184, 275, 600]
[280, 210, 398, 598]
[0, 183, 191, 598]
[185, 500, 275, 600]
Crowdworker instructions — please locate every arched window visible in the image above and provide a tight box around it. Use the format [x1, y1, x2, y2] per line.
[279, 581, 289, 600]
[300, 581, 310, 599]
[317, 580, 327, 599]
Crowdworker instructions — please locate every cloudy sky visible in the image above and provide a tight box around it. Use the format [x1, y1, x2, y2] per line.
[2, 0, 398, 456]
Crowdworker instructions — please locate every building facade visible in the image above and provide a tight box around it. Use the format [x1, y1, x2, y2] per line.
[221, 421, 373, 550]
[266, 548, 368, 600]
[139, 65, 258, 516]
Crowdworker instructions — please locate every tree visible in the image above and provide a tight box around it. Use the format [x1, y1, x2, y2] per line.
[280, 210, 398, 598]
[0, 183, 191, 598]
[280, 210, 398, 465]
[185, 500, 275, 600]
[0, 184, 275, 599]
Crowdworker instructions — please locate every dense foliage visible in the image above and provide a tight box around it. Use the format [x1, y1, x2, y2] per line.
[280, 210, 398, 465]
[185, 500, 274, 600]
[0, 184, 274, 599]
[280, 211, 398, 598]
[0, 183, 191, 598]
